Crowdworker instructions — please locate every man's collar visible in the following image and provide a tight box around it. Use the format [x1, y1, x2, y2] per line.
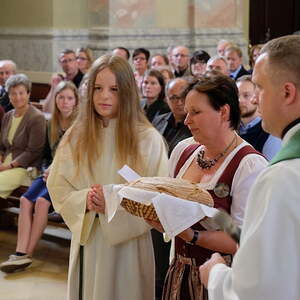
[240, 116, 261, 132]
[230, 65, 242, 79]
[281, 118, 300, 139]
[175, 67, 188, 77]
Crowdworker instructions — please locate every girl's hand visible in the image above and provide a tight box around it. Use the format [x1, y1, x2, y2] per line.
[86, 184, 105, 214]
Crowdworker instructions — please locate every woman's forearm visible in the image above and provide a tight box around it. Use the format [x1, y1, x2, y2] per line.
[178, 228, 237, 254]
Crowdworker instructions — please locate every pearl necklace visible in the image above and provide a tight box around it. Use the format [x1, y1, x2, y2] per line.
[196, 135, 237, 169]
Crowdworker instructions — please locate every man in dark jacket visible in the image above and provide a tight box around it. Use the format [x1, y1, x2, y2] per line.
[153, 77, 192, 157]
[43, 49, 83, 113]
[225, 46, 249, 80]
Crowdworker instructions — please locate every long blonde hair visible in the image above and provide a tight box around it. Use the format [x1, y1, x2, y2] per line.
[67, 55, 151, 177]
[50, 81, 79, 148]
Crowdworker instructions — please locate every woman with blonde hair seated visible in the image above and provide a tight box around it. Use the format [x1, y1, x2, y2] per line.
[76, 47, 94, 74]
[0, 74, 46, 199]
[0, 81, 79, 273]
[47, 55, 168, 300]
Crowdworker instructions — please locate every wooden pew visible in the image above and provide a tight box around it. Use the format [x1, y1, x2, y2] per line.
[30, 82, 51, 103]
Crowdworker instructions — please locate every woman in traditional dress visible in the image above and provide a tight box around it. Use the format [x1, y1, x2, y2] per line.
[0, 74, 46, 199]
[47, 55, 168, 300]
[149, 73, 267, 300]
[0, 81, 78, 273]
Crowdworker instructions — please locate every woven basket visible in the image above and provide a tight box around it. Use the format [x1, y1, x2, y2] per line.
[121, 177, 214, 221]
[121, 199, 159, 221]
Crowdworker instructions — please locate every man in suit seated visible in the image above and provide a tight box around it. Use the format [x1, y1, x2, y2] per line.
[225, 45, 250, 80]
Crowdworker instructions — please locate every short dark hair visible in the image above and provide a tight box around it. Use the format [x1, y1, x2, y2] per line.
[186, 72, 240, 129]
[190, 50, 211, 65]
[114, 47, 130, 60]
[143, 69, 165, 101]
[133, 48, 150, 61]
[59, 48, 75, 58]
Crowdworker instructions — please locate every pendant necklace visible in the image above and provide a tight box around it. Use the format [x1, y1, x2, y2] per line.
[196, 135, 237, 169]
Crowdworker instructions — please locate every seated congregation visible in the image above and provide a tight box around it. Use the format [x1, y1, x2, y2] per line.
[0, 39, 282, 300]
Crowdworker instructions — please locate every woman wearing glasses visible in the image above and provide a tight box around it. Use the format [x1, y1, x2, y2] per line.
[76, 47, 94, 74]
[152, 77, 192, 157]
[132, 48, 150, 91]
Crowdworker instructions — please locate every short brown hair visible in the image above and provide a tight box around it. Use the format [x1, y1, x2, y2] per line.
[260, 35, 300, 88]
[225, 46, 243, 58]
[185, 72, 240, 129]
[59, 49, 75, 60]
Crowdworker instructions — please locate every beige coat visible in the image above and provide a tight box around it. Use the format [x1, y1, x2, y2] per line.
[0, 105, 46, 168]
[47, 120, 168, 300]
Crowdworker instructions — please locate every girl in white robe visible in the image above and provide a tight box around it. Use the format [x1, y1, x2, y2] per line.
[47, 55, 168, 300]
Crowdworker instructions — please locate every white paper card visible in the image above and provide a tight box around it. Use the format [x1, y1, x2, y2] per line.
[118, 165, 141, 182]
[105, 166, 143, 223]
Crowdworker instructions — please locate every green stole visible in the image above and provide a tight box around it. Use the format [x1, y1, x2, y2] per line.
[270, 129, 300, 166]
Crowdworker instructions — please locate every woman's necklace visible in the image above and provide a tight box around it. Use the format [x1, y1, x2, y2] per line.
[196, 134, 237, 169]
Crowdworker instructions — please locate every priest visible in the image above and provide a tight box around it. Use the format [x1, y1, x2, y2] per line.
[200, 35, 300, 300]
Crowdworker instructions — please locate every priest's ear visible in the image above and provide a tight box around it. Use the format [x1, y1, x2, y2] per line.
[282, 81, 297, 105]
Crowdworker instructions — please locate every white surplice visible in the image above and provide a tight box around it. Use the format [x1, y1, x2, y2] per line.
[47, 120, 168, 300]
[208, 124, 300, 300]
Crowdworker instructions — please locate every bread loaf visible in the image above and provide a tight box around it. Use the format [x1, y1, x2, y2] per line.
[121, 177, 214, 221]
